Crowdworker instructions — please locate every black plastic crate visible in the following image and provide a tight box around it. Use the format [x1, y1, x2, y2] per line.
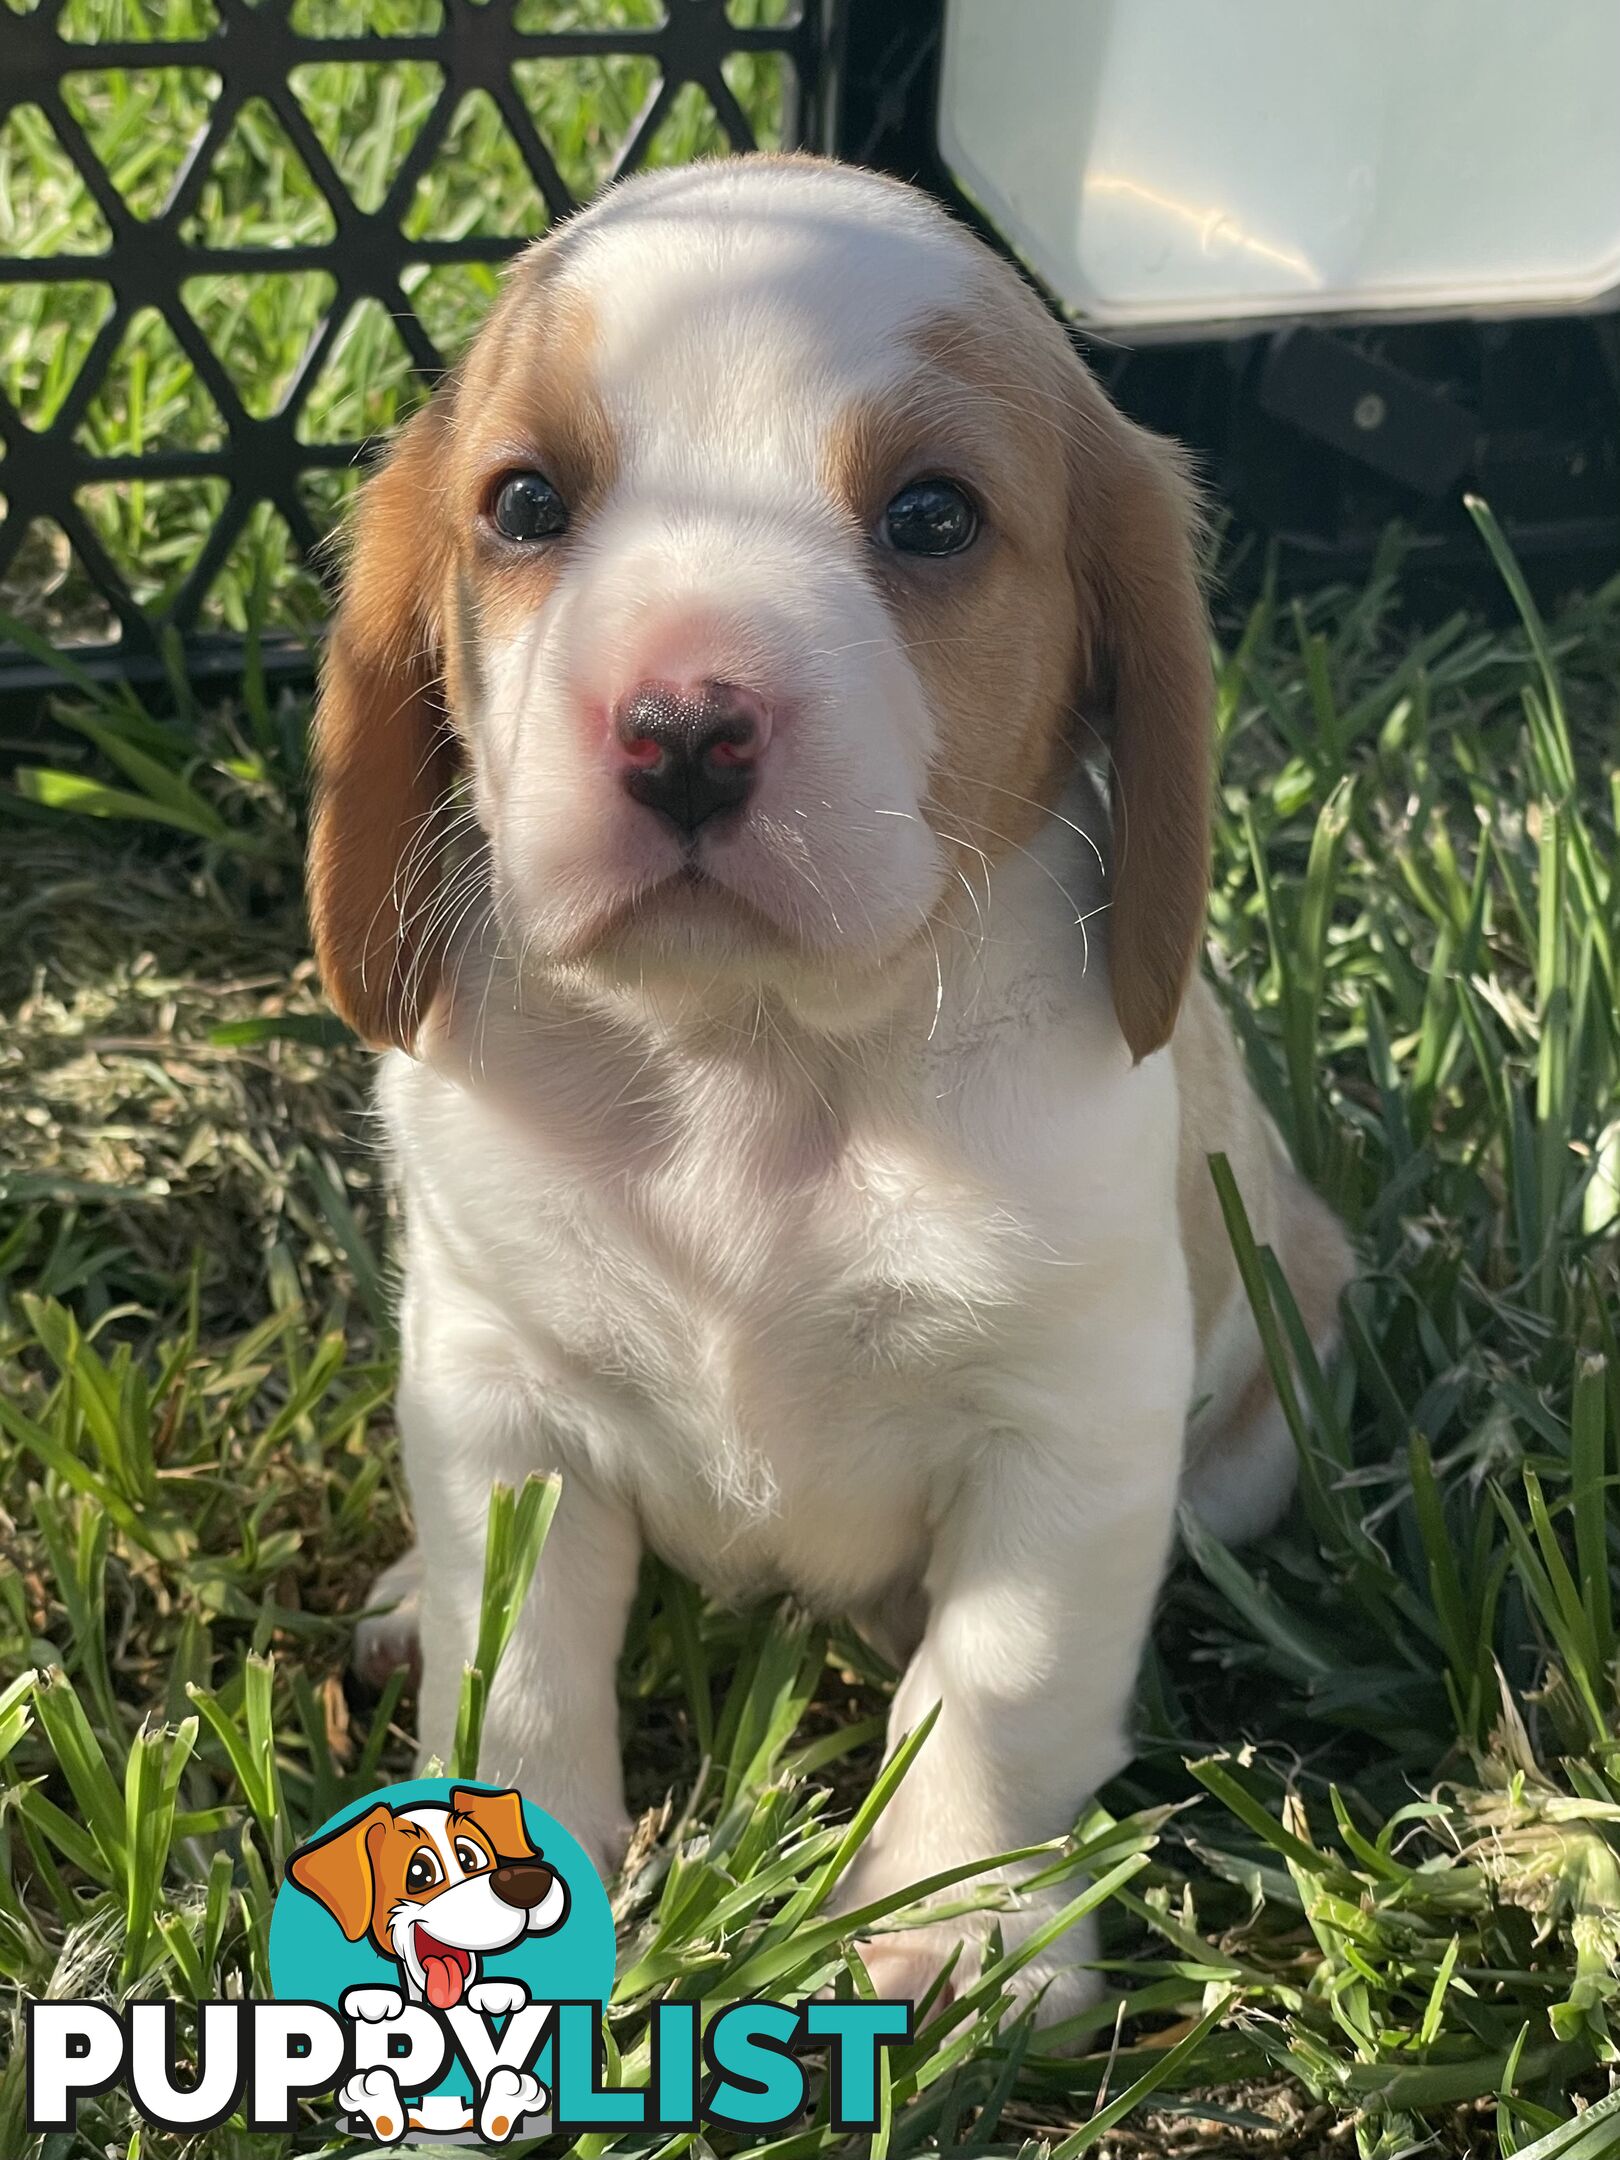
[0, 0, 826, 695]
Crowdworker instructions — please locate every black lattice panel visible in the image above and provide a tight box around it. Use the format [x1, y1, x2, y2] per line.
[0, 0, 822, 683]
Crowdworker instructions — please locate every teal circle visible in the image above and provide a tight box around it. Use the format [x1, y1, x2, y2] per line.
[270, 1778, 615, 2115]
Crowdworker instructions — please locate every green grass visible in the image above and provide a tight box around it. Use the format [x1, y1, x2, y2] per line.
[2, 511, 1617, 2159]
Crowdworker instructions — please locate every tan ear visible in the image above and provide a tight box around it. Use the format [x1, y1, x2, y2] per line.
[1071, 405, 1214, 1063]
[308, 398, 460, 1052]
[450, 1785, 538, 1862]
[286, 1802, 392, 1941]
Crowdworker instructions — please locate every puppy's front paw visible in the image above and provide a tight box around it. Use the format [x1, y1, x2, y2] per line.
[854, 1901, 1103, 2030]
[353, 1547, 422, 1693]
[855, 1925, 966, 2014]
[338, 2067, 406, 2143]
[340, 1984, 405, 2024]
[467, 1977, 529, 2018]
[479, 2065, 547, 2143]
[1001, 1934, 1109, 2030]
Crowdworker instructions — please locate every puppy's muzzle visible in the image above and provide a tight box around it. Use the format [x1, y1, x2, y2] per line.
[614, 678, 769, 839]
[490, 1859, 557, 1911]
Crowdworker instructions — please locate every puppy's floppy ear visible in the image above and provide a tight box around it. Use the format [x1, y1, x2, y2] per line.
[451, 1785, 538, 1863]
[1069, 394, 1214, 1063]
[286, 1802, 392, 1941]
[308, 395, 460, 1053]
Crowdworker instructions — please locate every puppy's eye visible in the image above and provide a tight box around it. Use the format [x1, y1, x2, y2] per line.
[405, 1850, 442, 1894]
[490, 470, 569, 543]
[880, 478, 979, 557]
[454, 1839, 488, 1874]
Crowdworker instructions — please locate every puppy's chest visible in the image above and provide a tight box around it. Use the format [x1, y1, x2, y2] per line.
[528, 1110, 1037, 1589]
[402, 1020, 1085, 1590]
[536, 1110, 1034, 1396]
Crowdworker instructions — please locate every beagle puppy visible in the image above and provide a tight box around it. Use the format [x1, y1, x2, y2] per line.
[309, 155, 1351, 2023]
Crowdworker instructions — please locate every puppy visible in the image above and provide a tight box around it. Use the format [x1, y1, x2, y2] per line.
[309, 155, 1351, 2022]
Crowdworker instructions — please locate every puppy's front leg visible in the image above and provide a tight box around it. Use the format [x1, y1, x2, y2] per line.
[401, 1339, 641, 1879]
[842, 1330, 1187, 2024]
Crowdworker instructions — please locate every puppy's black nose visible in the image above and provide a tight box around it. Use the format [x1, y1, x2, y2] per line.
[613, 679, 768, 839]
[490, 1860, 555, 1910]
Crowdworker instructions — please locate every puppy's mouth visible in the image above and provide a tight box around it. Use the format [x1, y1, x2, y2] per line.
[558, 862, 795, 966]
[414, 1925, 473, 2009]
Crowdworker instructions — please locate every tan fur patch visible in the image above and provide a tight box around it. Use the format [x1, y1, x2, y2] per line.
[452, 274, 618, 644]
[823, 306, 1079, 904]
[829, 289, 1214, 1059]
[1067, 418, 1213, 1061]
[1174, 974, 1280, 1348]
[307, 265, 615, 1049]
[1174, 972, 1353, 1459]
[306, 397, 461, 1052]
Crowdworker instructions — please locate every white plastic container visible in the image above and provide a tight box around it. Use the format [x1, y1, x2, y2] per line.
[938, 0, 1620, 333]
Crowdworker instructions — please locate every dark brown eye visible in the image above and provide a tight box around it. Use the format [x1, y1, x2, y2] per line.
[881, 478, 979, 557]
[405, 1849, 442, 1894]
[491, 471, 569, 542]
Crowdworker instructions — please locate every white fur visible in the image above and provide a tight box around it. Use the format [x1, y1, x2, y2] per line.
[366, 162, 1274, 2024]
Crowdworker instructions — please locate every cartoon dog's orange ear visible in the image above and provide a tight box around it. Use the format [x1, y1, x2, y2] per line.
[286, 1802, 392, 1941]
[450, 1786, 538, 1863]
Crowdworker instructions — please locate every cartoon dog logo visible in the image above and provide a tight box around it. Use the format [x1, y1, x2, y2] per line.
[286, 1785, 568, 2143]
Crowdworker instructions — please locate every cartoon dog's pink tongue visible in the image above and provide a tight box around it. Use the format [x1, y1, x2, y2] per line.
[415, 1927, 471, 2009]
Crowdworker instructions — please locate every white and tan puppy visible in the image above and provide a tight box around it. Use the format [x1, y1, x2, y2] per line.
[309, 156, 1351, 2023]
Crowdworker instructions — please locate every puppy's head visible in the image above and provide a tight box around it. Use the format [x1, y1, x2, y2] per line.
[309, 156, 1211, 1059]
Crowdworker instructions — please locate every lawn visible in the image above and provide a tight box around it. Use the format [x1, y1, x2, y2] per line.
[3, 513, 1617, 2159]
[4, 13, 1620, 2160]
